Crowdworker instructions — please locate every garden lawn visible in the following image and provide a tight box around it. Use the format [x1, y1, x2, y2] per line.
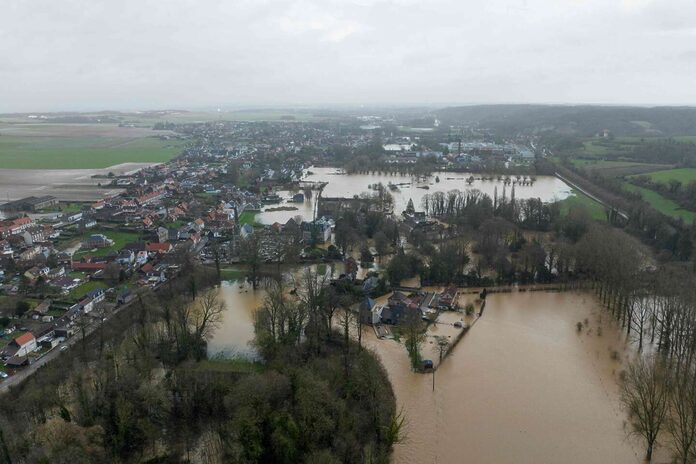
[75, 229, 142, 257]
[239, 211, 260, 226]
[69, 280, 109, 301]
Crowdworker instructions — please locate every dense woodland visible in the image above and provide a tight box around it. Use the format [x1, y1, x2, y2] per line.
[0, 262, 397, 464]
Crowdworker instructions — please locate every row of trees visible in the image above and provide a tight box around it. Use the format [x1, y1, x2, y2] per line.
[569, 222, 696, 461]
[420, 188, 561, 232]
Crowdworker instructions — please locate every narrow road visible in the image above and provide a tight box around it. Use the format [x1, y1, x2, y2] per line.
[555, 172, 629, 221]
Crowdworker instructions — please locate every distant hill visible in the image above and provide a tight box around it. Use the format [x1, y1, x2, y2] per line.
[435, 105, 696, 137]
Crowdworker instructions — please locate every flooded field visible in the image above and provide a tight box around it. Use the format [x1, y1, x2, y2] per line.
[208, 262, 376, 357]
[210, 283, 647, 463]
[365, 291, 645, 464]
[257, 167, 571, 224]
[207, 280, 264, 358]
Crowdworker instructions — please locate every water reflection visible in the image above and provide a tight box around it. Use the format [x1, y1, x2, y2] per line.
[209, 261, 379, 357]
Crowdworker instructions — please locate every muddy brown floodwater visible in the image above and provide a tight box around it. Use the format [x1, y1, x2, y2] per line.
[207, 280, 265, 358]
[365, 291, 645, 464]
[210, 284, 649, 463]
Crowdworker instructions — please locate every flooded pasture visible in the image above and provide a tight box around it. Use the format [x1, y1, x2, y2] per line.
[210, 279, 646, 463]
[257, 167, 571, 224]
[366, 291, 644, 464]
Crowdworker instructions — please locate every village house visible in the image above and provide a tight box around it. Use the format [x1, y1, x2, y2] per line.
[0, 216, 34, 238]
[84, 233, 114, 249]
[10, 332, 37, 357]
[71, 257, 107, 273]
[381, 290, 439, 324]
[439, 286, 459, 310]
[146, 242, 173, 255]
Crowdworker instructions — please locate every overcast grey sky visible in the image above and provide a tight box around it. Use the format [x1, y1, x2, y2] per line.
[2, 0, 696, 112]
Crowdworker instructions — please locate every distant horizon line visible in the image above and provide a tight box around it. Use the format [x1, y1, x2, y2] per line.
[3, 101, 696, 115]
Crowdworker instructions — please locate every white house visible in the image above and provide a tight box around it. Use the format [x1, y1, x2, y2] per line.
[11, 332, 37, 357]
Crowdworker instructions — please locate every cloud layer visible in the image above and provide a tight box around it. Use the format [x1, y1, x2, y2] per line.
[2, 0, 695, 111]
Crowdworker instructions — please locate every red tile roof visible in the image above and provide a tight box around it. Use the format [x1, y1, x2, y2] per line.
[146, 242, 172, 253]
[13, 332, 35, 347]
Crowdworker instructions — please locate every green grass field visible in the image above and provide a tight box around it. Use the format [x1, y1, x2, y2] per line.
[558, 189, 607, 221]
[75, 229, 142, 257]
[69, 280, 110, 300]
[569, 158, 669, 178]
[571, 159, 647, 169]
[671, 136, 696, 143]
[623, 183, 696, 222]
[239, 211, 259, 226]
[581, 141, 614, 156]
[0, 130, 185, 169]
[37, 202, 85, 214]
[220, 268, 247, 282]
[635, 168, 696, 186]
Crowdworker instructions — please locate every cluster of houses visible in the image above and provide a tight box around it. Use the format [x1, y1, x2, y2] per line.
[360, 286, 459, 326]
[377, 134, 535, 168]
[0, 285, 117, 368]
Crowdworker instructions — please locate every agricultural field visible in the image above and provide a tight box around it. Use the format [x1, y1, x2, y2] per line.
[0, 123, 185, 169]
[669, 135, 696, 143]
[580, 139, 637, 157]
[623, 183, 696, 222]
[580, 140, 615, 156]
[634, 168, 696, 186]
[557, 189, 607, 221]
[123, 109, 328, 125]
[568, 158, 671, 177]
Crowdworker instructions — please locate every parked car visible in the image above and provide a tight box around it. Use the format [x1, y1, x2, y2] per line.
[0, 372, 8, 379]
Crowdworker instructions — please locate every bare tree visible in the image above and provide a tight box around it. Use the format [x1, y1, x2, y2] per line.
[668, 369, 696, 464]
[240, 233, 263, 289]
[191, 287, 226, 341]
[294, 268, 328, 352]
[435, 336, 450, 363]
[621, 357, 671, 461]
